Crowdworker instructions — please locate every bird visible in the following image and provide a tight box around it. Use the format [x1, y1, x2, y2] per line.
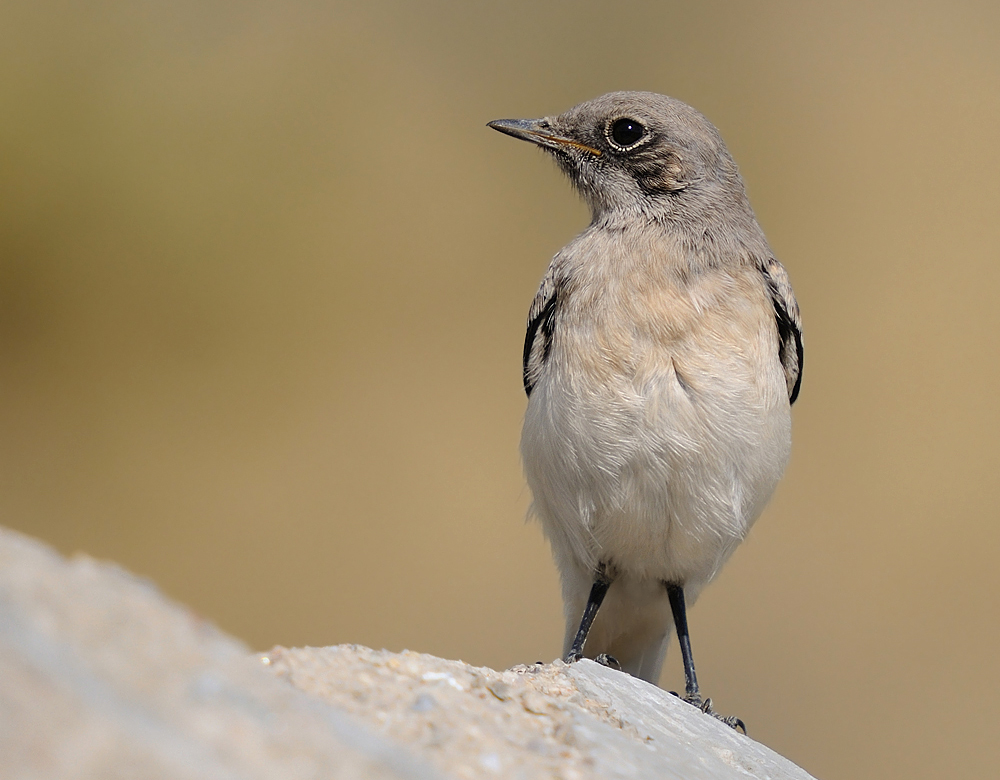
[488, 91, 802, 730]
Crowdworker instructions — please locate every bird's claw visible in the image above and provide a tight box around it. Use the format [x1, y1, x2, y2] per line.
[678, 694, 746, 734]
[722, 715, 747, 734]
[563, 652, 623, 672]
[594, 653, 622, 671]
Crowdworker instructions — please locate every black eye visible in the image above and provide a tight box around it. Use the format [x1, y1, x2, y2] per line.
[609, 117, 646, 149]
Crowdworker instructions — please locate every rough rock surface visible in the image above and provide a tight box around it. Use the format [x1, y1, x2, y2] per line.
[265, 646, 815, 779]
[0, 526, 816, 779]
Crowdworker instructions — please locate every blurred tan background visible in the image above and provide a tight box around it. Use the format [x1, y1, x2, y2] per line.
[2, 0, 999, 777]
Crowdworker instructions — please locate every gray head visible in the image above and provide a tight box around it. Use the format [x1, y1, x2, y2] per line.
[489, 92, 757, 232]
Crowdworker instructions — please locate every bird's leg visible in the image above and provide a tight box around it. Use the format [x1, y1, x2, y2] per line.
[565, 563, 614, 663]
[665, 582, 746, 733]
[665, 582, 700, 701]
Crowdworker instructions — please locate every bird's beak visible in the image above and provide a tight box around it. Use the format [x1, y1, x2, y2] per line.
[487, 118, 602, 156]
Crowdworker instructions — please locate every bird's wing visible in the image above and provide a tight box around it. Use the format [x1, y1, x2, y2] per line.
[760, 257, 803, 404]
[523, 270, 560, 397]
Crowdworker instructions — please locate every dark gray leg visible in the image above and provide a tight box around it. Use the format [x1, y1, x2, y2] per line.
[665, 582, 701, 701]
[565, 564, 614, 662]
[666, 582, 746, 733]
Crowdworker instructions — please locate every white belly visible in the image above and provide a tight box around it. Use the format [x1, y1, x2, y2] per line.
[521, 305, 791, 590]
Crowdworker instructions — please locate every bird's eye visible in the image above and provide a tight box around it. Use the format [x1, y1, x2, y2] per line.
[608, 117, 646, 149]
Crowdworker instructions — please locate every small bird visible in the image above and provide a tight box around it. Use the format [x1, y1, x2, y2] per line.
[489, 92, 802, 729]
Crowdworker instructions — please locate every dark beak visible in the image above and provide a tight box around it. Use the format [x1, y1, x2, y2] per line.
[487, 118, 602, 156]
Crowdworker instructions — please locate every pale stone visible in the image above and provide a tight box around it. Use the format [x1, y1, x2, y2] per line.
[0, 527, 441, 780]
[0, 525, 816, 780]
[264, 645, 817, 779]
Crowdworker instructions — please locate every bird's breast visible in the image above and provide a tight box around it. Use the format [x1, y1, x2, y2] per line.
[553, 262, 782, 400]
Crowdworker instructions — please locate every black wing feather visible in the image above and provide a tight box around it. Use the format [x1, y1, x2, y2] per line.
[522, 275, 560, 397]
[760, 258, 804, 404]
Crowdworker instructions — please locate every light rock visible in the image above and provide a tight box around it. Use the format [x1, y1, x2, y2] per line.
[0, 526, 816, 779]
[0, 527, 440, 780]
[266, 646, 816, 780]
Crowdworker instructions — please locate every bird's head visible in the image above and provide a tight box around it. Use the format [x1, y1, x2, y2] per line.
[489, 91, 750, 227]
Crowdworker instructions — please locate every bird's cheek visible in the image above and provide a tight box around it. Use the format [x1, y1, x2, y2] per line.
[636, 153, 689, 194]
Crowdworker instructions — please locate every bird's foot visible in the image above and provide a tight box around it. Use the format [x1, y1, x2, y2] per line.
[671, 692, 746, 734]
[563, 652, 623, 671]
[594, 653, 622, 671]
